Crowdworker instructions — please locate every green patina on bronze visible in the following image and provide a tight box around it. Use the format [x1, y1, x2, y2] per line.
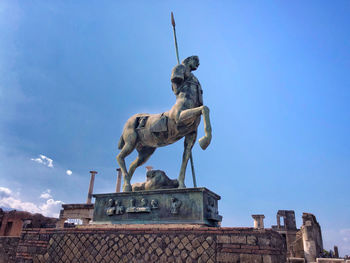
[92, 188, 222, 227]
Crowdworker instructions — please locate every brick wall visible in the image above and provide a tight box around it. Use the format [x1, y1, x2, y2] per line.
[0, 236, 20, 263]
[15, 226, 286, 263]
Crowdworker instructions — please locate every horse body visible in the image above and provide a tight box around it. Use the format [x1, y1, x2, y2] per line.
[118, 111, 201, 149]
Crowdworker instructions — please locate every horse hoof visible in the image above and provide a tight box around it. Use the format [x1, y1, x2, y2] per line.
[199, 135, 211, 150]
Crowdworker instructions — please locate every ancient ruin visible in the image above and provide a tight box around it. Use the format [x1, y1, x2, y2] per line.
[0, 208, 57, 237]
[1, 203, 347, 262]
[269, 210, 326, 263]
[0, 208, 57, 263]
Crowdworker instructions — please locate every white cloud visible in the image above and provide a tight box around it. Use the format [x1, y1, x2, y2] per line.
[39, 199, 63, 217]
[0, 187, 63, 217]
[0, 196, 41, 214]
[39, 189, 52, 199]
[66, 170, 72, 176]
[0, 187, 12, 198]
[30, 154, 53, 168]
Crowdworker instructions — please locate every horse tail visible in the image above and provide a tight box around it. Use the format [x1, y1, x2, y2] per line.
[118, 135, 125, 149]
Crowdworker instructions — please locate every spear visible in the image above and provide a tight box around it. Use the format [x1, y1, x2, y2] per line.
[171, 12, 197, 188]
[171, 12, 180, 65]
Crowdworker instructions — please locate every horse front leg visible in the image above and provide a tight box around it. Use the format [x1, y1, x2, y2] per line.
[178, 132, 197, 189]
[198, 106, 212, 150]
[177, 106, 212, 150]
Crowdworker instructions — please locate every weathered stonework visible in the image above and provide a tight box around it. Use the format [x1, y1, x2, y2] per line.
[287, 257, 305, 263]
[0, 237, 20, 263]
[58, 203, 94, 228]
[0, 209, 57, 237]
[14, 226, 286, 263]
[316, 260, 350, 263]
[301, 213, 323, 262]
[270, 210, 324, 262]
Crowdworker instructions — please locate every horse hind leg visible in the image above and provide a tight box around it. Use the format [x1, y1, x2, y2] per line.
[116, 131, 137, 192]
[178, 131, 197, 189]
[128, 146, 156, 187]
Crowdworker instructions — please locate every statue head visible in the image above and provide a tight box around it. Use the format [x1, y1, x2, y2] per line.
[182, 56, 200, 71]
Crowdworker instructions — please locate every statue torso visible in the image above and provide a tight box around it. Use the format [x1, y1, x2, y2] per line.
[179, 73, 203, 107]
[171, 64, 203, 109]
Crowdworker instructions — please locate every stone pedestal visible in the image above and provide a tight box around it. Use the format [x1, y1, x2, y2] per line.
[92, 187, 222, 227]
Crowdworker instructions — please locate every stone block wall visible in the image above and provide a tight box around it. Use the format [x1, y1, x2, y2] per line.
[287, 258, 305, 263]
[15, 226, 286, 263]
[316, 259, 350, 263]
[0, 236, 20, 263]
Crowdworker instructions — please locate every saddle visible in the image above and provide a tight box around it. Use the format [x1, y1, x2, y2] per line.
[137, 114, 168, 133]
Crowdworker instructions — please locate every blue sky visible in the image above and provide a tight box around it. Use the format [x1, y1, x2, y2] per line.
[0, 0, 349, 256]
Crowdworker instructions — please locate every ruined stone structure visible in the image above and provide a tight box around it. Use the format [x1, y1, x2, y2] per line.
[301, 213, 323, 262]
[0, 207, 345, 262]
[0, 209, 57, 237]
[0, 236, 20, 263]
[87, 171, 97, 204]
[0, 209, 57, 263]
[272, 210, 299, 258]
[57, 171, 99, 227]
[58, 204, 94, 228]
[269, 210, 324, 263]
[252, 215, 265, 229]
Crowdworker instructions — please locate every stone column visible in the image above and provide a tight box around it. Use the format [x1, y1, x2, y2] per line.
[301, 213, 323, 262]
[301, 224, 316, 262]
[87, 171, 97, 204]
[252, 214, 265, 229]
[334, 246, 339, 258]
[116, 168, 122, 193]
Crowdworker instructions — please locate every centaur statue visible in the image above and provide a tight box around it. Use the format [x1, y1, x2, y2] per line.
[117, 55, 212, 192]
[117, 13, 212, 192]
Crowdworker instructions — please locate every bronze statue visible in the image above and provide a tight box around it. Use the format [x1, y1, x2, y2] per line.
[117, 55, 212, 192]
[131, 169, 179, 191]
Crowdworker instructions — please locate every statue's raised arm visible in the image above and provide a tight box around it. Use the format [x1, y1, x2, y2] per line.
[171, 64, 186, 95]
